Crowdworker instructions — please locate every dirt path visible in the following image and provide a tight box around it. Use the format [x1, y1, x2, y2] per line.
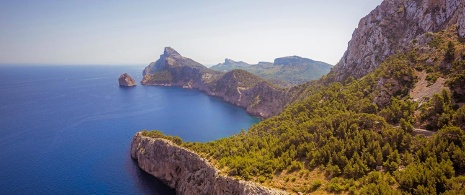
[413, 128, 436, 137]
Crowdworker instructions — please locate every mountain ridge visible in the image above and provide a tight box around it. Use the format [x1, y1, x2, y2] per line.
[211, 55, 332, 86]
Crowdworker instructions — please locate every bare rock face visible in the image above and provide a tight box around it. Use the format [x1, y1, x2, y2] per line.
[206, 69, 287, 118]
[330, 0, 465, 82]
[130, 133, 287, 195]
[118, 73, 136, 87]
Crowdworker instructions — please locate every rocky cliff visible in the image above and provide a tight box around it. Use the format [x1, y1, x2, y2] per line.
[118, 73, 137, 87]
[141, 47, 287, 118]
[206, 69, 287, 117]
[130, 132, 286, 195]
[329, 0, 465, 82]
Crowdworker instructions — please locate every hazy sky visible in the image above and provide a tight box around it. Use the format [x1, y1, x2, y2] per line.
[0, 0, 383, 66]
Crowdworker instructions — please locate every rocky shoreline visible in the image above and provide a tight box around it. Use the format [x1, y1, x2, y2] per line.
[142, 81, 286, 120]
[130, 132, 287, 195]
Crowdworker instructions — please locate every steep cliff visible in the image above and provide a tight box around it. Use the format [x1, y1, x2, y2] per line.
[329, 0, 465, 82]
[207, 69, 287, 117]
[130, 132, 286, 195]
[141, 47, 287, 118]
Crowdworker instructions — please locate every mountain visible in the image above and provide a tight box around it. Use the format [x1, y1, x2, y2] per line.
[329, 0, 465, 82]
[210, 56, 332, 86]
[141, 47, 287, 118]
[211, 58, 251, 71]
[141, 47, 221, 88]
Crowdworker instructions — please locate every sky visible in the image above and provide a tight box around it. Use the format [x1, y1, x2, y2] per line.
[0, 0, 383, 66]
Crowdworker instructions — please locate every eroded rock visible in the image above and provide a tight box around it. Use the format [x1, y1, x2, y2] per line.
[118, 73, 137, 87]
[130, 133, 287, 195]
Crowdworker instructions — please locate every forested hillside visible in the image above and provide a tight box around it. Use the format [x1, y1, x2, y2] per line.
[139, 0, 465, 194]
[144, 24, 465, 194]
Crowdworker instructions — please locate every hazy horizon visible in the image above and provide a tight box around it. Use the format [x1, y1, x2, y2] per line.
[1, 0, 383, 66]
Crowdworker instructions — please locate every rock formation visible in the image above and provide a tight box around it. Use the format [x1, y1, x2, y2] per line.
[329, 0, 465, 82]
[206, 69, 287, 117]
[118, 73, 137, 87]
[141, 47, 288, 118]
[131, 132, 287, 195]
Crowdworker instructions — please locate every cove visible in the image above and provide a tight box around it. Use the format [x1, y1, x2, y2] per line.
[0, 65, 260, 194]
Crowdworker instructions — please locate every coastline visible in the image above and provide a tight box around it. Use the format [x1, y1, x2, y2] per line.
[140, 82, 284, 120]
[130, 132, 286, 195]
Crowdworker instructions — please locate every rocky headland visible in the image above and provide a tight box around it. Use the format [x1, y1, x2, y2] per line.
[130, 132, 286, 195]
[118, 73, 137, 87]
[141, 47, 289, 118]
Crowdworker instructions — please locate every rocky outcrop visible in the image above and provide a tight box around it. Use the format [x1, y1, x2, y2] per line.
[330, 0, 465, 82]
[141, 47, 221, 88]
[130, 133, 287, 195]
[206, 69, 287, 117]
[141, 47, 288, 118]
[118, 73, 137, 87]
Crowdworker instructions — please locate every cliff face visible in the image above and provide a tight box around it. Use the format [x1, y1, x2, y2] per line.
[330, 0, 465, 82]
[130, 133, 286, 195]
[207, 69, 287, 117]
[141, 47, 287, 118]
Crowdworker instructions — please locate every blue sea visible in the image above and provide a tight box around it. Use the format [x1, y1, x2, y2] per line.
[0, 65, 260, 194]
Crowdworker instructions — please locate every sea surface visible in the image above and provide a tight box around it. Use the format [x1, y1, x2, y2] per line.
[0, 65, 260, 194]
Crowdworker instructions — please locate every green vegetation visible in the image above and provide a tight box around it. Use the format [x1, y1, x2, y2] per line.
[140, 130, 183, 145]
[185, 52, 465, 193]
[141, 27, 465, 194]
[210, 57, 332, 86]
[143, 70, 173, 83]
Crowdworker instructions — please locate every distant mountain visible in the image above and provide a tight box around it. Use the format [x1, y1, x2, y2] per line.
[142, 47, 220, 87]
[212, 58, 251, 70]
[141, 47, 287, 118]
[210, 56, 332, 86]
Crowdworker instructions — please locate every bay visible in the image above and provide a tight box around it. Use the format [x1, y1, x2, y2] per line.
[0, 65, 259, 194]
